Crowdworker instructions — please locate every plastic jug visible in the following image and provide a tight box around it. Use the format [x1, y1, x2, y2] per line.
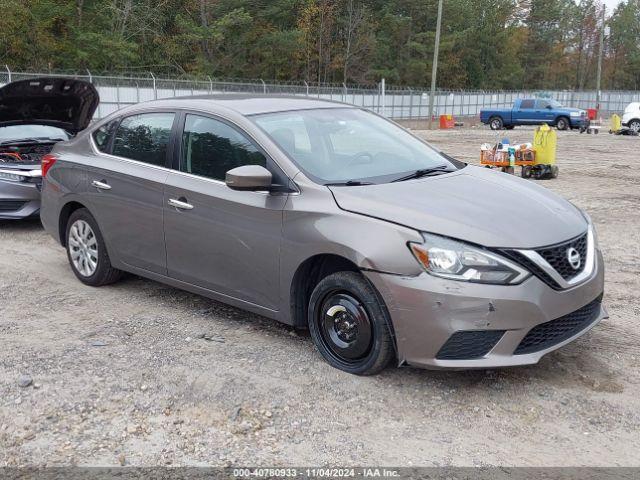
[610, 114, 622, 133]
[533, 124, 557, 165]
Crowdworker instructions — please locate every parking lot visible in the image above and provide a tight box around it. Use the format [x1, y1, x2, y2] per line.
[1, 127, 639, 467]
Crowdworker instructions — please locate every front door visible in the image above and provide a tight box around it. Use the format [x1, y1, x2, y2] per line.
[85, 112, 176, 275]
[163, 113, 287, 310]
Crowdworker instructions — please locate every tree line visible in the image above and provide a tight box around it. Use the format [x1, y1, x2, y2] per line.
[1, 0, 639, 90]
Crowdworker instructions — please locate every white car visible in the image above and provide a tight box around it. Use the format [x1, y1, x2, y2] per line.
[621, 102, 640, 133]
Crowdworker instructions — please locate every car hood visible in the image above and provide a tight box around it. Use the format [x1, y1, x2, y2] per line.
[559, 107, 584, 114]
[0, 77, 99, 133]
[328, 166, 587, 249]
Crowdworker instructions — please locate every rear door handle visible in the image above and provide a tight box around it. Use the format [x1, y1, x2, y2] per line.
[91, 180, 111, 190]
[168, 198, 194, 210]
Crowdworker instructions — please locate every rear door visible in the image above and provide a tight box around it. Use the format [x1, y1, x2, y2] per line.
[163, 112, 288, 310]
[85, 111, 177, 275]
[514, 99, 536, 124]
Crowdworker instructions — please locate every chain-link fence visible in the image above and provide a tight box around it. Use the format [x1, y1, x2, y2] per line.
[1, 67, 639, 121]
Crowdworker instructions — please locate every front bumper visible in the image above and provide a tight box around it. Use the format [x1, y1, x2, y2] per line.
[572, 118, 589, 128]
[365, 250, 605, 369]
[0, 179, 41, 219]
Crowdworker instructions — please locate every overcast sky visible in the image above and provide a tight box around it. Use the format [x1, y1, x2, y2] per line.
[602, 0, 624, 14]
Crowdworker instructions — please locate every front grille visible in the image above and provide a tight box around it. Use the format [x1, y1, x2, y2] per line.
[0, 200, 26, 212]
[537, 233, 588, 280]
[499, 231, 589, 290]
[501, 250, 559, 289]
[514, 296, 602, 355]
[436, 330, 505, 360]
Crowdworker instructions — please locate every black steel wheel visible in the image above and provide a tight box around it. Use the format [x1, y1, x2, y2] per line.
[308, 271, 395, 375]
[521, 166, 532, 178]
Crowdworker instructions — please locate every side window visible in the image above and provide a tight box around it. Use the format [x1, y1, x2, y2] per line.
[181, 114, 267, 181]
[520, 100, 535, 109]
[112, 113, 175, 166]
[92, 120, 118, 153]
[536, 100, 550, 109]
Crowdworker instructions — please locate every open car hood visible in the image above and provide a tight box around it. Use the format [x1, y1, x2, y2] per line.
[0, 77, 99, 134]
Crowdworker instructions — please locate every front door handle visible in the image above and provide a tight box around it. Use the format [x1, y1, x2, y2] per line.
[168, 198, 194, 210]
[91, 180, 111, 190]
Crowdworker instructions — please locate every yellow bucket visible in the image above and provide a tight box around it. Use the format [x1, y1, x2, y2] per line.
[610, 114, 622, 133]
[533, 124, 557, 165]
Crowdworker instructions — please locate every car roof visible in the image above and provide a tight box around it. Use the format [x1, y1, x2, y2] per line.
[128, 94, 354, 116]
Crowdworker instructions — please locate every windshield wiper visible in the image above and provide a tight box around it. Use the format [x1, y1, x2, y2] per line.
[391, 165, 454, 182]
[325, 180, 374, 186]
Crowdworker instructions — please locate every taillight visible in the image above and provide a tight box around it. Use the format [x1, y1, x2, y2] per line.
[41, 154, 58, 178]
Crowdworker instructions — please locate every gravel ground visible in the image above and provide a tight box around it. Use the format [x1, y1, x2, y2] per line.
[1, 127, 639, 467]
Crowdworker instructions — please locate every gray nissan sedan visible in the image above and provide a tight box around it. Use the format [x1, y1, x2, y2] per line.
[40, 95, 606, 375]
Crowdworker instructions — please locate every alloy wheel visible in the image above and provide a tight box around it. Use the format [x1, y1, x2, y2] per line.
[68, 219, 99, 277]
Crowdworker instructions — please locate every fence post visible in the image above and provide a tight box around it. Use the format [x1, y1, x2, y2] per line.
[86, 69, 92, 83]
[304, 81, 309, 96]
[149, 72, 157, 99]
[260, 79, 266, 94]
[343, 83, 347, 103]
[5, 65, 11, 83]
[380, 78, 386, 117]
[207, 75, 213, 94]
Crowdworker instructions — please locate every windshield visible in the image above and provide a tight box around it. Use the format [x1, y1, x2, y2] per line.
[0, 125, 69, 142]
[252, 108, 459, 184]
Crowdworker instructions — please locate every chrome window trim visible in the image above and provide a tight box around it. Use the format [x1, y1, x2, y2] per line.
[515, 226, 595, 289]
[89, 126, 296, 195]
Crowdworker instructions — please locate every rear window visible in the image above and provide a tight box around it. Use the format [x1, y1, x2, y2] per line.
[112, 113, 175, 167]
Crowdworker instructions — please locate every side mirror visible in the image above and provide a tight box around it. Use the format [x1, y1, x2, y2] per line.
[546, 105, 553, 109]
[225, 165, 273, 191]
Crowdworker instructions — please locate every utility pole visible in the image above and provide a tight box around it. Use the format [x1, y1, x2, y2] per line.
[427, 0, 444, 129]
[596, 6, 605, 110]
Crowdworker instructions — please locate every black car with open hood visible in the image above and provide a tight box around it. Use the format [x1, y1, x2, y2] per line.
[0, 77, 99, 134]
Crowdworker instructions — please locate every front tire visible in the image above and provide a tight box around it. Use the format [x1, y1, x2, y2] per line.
[556, 117, 570, 130]
[66, 208, 122, 286]
[308, 272, 395, 375]
[629, 120, 640, 134]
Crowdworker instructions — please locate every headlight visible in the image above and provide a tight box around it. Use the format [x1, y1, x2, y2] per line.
[409, 233, 530, 285]
[0, 171, 27, 182]
[570, 111, 583, 117]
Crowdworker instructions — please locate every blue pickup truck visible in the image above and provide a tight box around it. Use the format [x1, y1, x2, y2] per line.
[480, 99, 588, 130]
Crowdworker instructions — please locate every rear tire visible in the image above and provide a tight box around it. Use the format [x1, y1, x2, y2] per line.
[489, 117, 504, 130]
[66, 208, 122, 287]
[521, 166, 532, 178]
[550, 165, 559, 178]
[308, 271, 395, 375]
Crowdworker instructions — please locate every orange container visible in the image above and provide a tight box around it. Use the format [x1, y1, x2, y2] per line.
[439, 114, 455, 129]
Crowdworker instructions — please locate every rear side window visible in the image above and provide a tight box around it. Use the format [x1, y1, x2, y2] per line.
[92, 120, 118, 153]
[112, 113, 175, 166]
[181, 114, 267, 181]
[520, 100, 535, 109]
